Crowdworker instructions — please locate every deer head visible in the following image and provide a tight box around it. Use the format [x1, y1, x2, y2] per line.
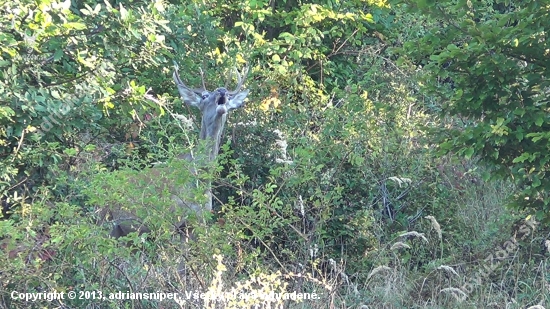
[173, 63, 249, 160]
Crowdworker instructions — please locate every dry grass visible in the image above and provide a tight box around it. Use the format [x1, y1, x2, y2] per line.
[399, 231, 429, 243]
[424, 216, 442, 240]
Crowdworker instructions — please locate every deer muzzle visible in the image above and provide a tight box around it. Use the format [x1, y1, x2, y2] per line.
[217, 89, 228, 105]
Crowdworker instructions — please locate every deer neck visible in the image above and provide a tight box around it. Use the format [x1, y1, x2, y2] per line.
[199, 114, 227, 162]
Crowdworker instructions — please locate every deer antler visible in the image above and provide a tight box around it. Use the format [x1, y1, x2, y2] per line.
[227, 66, 249, 95]
[173, 61, 206, 95]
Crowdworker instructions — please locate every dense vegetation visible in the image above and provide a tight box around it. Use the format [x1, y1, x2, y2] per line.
[1, 0, 548, 308]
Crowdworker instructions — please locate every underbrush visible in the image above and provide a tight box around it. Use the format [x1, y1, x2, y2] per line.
[1, 158, 547, 308]
[2, 104, 548, 309]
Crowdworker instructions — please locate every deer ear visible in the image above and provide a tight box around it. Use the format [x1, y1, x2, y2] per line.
[176, 85, 202, 108]
[173, 71, 203, 108]
[227, 90, 249, 110]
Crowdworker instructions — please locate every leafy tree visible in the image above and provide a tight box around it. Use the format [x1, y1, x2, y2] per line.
[399, 0, 550, 221]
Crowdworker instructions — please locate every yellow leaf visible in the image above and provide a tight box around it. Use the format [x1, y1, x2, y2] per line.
[271, 97, 280, 109]
[259, 98, 270, 111]
[236, 54, 246, 64]
[364, 13, 374, 23]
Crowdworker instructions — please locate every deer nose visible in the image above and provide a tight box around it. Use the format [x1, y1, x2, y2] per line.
[218, 88, 227, 96]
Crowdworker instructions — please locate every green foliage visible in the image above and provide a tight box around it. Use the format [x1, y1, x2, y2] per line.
[2, 0, 549, 308]
[0, 0, 175, 206]
[399, 0, 550, 221]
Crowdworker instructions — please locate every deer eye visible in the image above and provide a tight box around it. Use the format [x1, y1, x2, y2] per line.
[201, 94, 209, 99]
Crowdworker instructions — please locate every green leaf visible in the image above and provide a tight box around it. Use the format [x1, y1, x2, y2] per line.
[526, 132, 545, 143]
[512, 152, 530, 163]
[439, 141, 452, 150]
[447, 44, 459, 51]
[64, 22, 87, 30]
[497, 17, 509, 27]
[464, 147, 474, 159]
[455, 89, 463, 98]
[515, 131, 523, 141]
[0, 106, 15, 120]
[63, 148, 77, 156]
[53, 49, 63, 61]
[84, 144, 97, 152]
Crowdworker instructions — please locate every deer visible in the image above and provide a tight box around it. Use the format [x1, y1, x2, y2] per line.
[95, 62, 250, 240]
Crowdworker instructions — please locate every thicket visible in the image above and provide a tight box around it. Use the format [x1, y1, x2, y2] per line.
[1, 0, 548, 308]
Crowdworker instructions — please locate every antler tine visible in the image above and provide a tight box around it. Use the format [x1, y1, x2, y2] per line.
[227, 66, 249, 95]
[173, 61, 184, 86]
[198, 67, 207, 91]
[224, 68, 233, 89]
